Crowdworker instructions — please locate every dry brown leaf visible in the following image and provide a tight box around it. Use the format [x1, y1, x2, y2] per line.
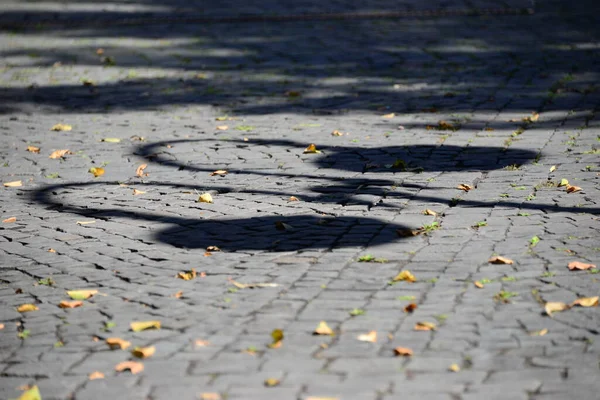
[132, 189, 146, 196]
[216, 125, 229, 131]
[331, 130, 344, 136]
[198, 193, 213, 203]
[544, 302, 569, 316]
[115, 361, 144, 374]
[17, 304, 39, 312]
[136, 164, 148, 177]
[303, 143, 321, 154]
[200, 393, 221, 400]
[448, 363, 461, 372]
[3, 180, 22, 187]
[106, 337, 132, 350]
[288, 196, 300, 202]
[2, 217, 16, 223]
[51, 124, 72, 131]
[566, 184, 581, 193]
[314, 321, 334, 336]
[571, 296, 599, 308]
[529, 328, 548, 336]
[568, 261, 596, 271]
[132, 345, 156, 359]
[393, 270, 416, 282]
[67, 289, 98, 300]
[382, 113, 395, 119]
[177, 268, 197, 281]
[404, 303, 417, 313]
[414, 321, 437, 331]
[457, 184, 473, 192]
[264, 378, 280, 387]
[195, 339, 210, 347]
[357, 330, 377, 343]
[59, 300, 83, 309]
[88, 371, 104, 380]
[396, 228, 421, 237]
[130, 320, 161, 332]
[89, 167, 105, 178]
[488, 256, 514, 265]
[26, 146, 40, 154]
[394, 346, 413, 356]
[210, 170, 228, 176]
[423, 209, 437, 216]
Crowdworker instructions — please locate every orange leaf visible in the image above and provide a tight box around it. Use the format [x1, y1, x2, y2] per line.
[17, 304, 38, 312]
[0, 323, 4, 330]
[457, 184, 473, 191]
[2, 217, 16, 223]
[414, 321, 436, 331]
[49, 149, 71, 159]
[423, 209, 437, 216]
[288, 196, 300, 202]
[566, 184, 581, 193]
[115, 361, 144, 374]
[131, 345, 156, 359]
[313, 321, 334, 336]
[177, 268, 197, 281]
[210, 170, 228, 176]
[474, 281, 484, 288]
[488, 256, 514, 265]
[88, 167, 105, 177]
[26, 146, 40, 154]
[393, 270, 416, 282]
[195, 339, 210, 347]
[303, 143, 321, 154]
[172, 290, 183, 298]
[200, 394, 221, 400]
[571, 296, 599, 308]
[59, 300, 83, 309]
[403, 303, 417, 313]
[106, 337, 132, 350]
[136, 164, 148, 177]
[357, 330, 377, 343]
[544, 302, 569, 316]
[48, 248, 56, 253]
[3, 180, 22, 187]
[394, 346, 413, 356]
[88, 371, 104, 380]
[568, 261, 596, 271]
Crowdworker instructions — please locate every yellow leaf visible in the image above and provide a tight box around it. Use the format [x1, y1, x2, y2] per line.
[314, 321, 334, 336]
[414, 321, 437, 331]
[448, 363, 461, 372]
[210, 170, 228, 176]
[197, 193, 213, 203]
[49, 149, 71, 159]
[130, 320, 161, 332]
[488, 256, 514, 265]
[544, 302, 569, 316]
[2, 217, 16, 223]
[59, 300, 83, 309]
[571, 296, 599, 308]
[357, 330, 377, 343]
[17, 304, 39, 313]
[17, 385, 41, 400]
[3, 180, 22, 187]
[303, 143, 321, 154]
[132, 189, 146, 195]
[568, 261, 596, 271]
[423, 209, 437, 216]
[268, 329, 283, 348]
[529, 328, 548, 336]
[88, 371, 104, 380]
[566, 184, 581, 193]
[393, 270, 416, 282]
[132, 345, 156, 359]
[264, 378, 280, 387]
[216, 125, 228, 130]
[403, 303, 417, 313]
[215, 116, 228, 121]
[177, 268, 197, 281]
[67, 289, 98, 300]
[136, 164, 148, 177]
[26, 146, 40, 154]
[115, 361, 144, 374]
[382, 113, 395, 118]
[558, 178, 569, 187]
[51, 124, 72, 131]
[288, 196, 300, 202]
[102, 138, 121, 143]
[106, 337, 132, 350]
[457, 183, 473, 191]
[89, 167, 105, 177]
[394, 346, 413, 356]
[549, 165, 556, 173]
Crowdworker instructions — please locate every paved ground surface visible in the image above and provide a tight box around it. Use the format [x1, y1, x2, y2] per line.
[0, 0, 599, 399]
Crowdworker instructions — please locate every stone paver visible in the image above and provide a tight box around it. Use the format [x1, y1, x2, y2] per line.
[0, 0, 599, 399]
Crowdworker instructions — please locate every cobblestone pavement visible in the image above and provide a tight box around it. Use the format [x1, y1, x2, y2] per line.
[1, 0, 599, 399]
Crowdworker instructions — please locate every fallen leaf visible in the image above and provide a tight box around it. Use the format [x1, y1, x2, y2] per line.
[206, 246, 221, 252]
[396, 228, 421, 237]
[216, 125, 228, 130]
[571, 296, 599, 307]
[393, 270, 416, 283]
[549, 165, 556, 173]
[200, 393, 221, 400]
[404, 303, 417, 313]
[228, 278, 279, 289]
[423, 209, 437, 216]
[130, 320, 161, 332]
[382, 113, 395, 118]
[67, 289, 98, 300]
[96, 48, 104, 55]
[106, 337, 132, 350]
[474, 281, 484, 288]
[414, 321, 437, 331]
[26, 146, 40, 154]
[3, 180, 22, 187]
[132, 189, 145, 195]
[331, 130, 344, 136]
[544, 302, 570, 316]
[568, 261, 596, 271]
[394, 347, 413, 356]
[49, 149, 71, 159]
[76, 220, 96, 225]
[314, 321, 334, 336]
[51, 124, 72, 131]
[457, 184, 473, 191]
[0, 323, 4, 330]
[566, 184, 581, 193]
[88, 371, 104, 380]
[558, 178, 569, 187]
[264, 378, 280, 387]
[101, 138, 121, 143]
[16, 385, 41, 400]
[17, 304, 38, 313]
[136, 164, 148, 177]
[195, 339, 210, 347]
[115, 361, 144, 374]
[59, 300, 83, 309]
[357, 330, 377, 343]
[529, 328, 548, 336]
[198, 193, 213, 203]
[48, 248, 56, 253]
[210, 170, 228, 176]
[172, 290, 183, 298]
[268, 329, 284, 348]
[288, 196, 300, 202]
[303, 143, 321, 154]
[275, 221, 294, 231]
[448, 363, 461, 372]
[204, 252, 212, 257]
[89, 167, 105, 177]
[488, 256, 514, 265]
[2, 217, 16, 223]
[131, 345, 156, 359]
[177, 268, 197, 280]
